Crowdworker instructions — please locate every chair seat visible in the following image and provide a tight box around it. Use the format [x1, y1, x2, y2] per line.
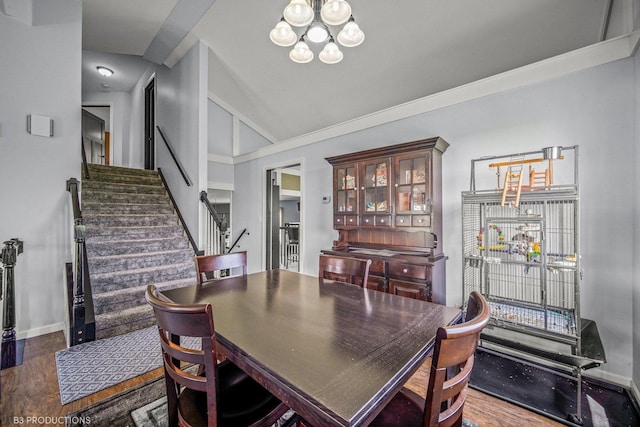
[178, 361, 286, 427]
[369, 387, 425, 427]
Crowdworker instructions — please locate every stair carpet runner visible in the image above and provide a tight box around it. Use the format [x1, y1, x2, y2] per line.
[82, 164, 197, 340]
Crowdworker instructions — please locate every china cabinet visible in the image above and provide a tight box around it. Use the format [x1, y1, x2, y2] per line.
[323, 137, 448, 304]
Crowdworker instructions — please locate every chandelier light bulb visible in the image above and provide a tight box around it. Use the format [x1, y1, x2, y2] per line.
[290, 39, 314, 63]
[306, 21, 329, 43]
[283, 0, 314, 27]
[321, 0, 352, 26]
[270, 19, 297, 46]
[337, 17, 364, 47]
[319, 39, 343, 64]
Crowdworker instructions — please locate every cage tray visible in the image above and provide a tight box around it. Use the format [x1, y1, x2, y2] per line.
[489, 301, 576, 335]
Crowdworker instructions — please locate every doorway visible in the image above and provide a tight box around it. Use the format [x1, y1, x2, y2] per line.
[82, 107, 109, 165]
[144, 78, 155, 170]
[265, 165, 301, 272]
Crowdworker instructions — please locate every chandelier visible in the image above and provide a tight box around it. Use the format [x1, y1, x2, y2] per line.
[270, 0, 365, 64]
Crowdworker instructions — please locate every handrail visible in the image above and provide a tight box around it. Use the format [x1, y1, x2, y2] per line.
[228, 228, 248, 254]
[81, 137, 90, 180]
[66, 178, 93, 345]
[199, 191, 227, 233]
[156, 126, 192, 187]
[158, 168, 203, 256]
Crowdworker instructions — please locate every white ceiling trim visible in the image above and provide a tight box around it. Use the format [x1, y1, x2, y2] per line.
[232, 32, 639, 165]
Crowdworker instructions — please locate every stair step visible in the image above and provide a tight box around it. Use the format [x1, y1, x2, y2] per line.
[82, 202, 175, 215]
[91, 277, 194, 316]
[90, 261, 196, 294]
[83, 172, 161, 186]
[82, 180, 165, 195]
[86, 237, 191, 257]
[84, 213, 179, 228]
[82, 191, 170, 205]
[88, 249, 194, 274]
[86, 224, 185, 241]
[86, 164, 159, 178]
[95, 305, 156, 340]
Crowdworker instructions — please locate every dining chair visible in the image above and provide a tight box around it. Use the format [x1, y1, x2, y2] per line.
[318, 254, 372, 288]
[369, 291, 490, 427]
[145, 284, 289, 427]
[194, 251, 247, 284]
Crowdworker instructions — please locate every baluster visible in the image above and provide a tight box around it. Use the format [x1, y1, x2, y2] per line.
[72, 218, 87, 345]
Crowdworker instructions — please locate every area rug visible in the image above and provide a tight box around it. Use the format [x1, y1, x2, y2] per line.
[67, 376, 165, 426]
[55, 326, 198, 405]
[469, 349, 640, 426]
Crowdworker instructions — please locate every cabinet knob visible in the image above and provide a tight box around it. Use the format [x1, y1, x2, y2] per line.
[348, 218, 354, 223]
[380, 219, 385, 223]
[365, 219, 370, 223]
[418, 219, 423, 223]
[361, 186, 365, 190]
[399, 219, 404, 223]
[403, 268, 408, 274]
[394, 183, 398, 187]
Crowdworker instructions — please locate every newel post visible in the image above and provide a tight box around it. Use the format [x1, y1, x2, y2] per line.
[1, 238, 23, 369]
[72, 218, 87, 346]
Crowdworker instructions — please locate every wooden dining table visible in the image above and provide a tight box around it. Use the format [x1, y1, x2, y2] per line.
[162, 269, 461, 427]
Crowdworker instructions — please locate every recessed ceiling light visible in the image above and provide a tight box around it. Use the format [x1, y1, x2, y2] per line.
[97, 66, 113, 77]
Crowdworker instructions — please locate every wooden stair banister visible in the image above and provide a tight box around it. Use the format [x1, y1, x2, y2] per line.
[66, 178, 96, 346]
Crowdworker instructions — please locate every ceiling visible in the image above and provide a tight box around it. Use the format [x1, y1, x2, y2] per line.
[81, 0, 623, 143]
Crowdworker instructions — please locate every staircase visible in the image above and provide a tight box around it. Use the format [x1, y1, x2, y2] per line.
[81, 164, 197, 340]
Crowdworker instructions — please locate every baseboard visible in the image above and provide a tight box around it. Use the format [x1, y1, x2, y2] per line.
[583, 366, 633, 389]
[632, 379, 640, 405]
[16, 322, 65, 340]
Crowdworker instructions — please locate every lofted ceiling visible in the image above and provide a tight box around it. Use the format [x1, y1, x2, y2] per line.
[81, 0, 623, 143]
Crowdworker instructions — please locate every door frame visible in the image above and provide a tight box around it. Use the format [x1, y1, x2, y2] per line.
[144, 77, 156, 170]
[81, 103, 113, 165]
[262, 159, 304, 272]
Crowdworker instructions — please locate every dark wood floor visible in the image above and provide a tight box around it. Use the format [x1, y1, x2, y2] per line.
[0, 331, 563, 426]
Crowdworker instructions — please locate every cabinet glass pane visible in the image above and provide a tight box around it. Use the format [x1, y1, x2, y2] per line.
[396, 186, 412, 212]
[345, 189, 356, 212]
[338, 167, 356, 190]
[411, 184, 427, 211]
[398, 159, 412, 185]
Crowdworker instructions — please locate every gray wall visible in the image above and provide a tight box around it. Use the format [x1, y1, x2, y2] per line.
[155, 42, 209, 247]
[232, 57, 636, 385]
[0, 0, 82, 338]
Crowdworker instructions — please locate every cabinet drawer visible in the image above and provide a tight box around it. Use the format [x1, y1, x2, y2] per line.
[412, 215, 431, 227]
[376, 215, 391, 226]
[388, 262, 430, 281]
[365, 275, 386, 292]
[369, 259, 386, 275]
[395, 215, 411, 227]
[389, 279, 430, 301]
[361, 215, 375, 227]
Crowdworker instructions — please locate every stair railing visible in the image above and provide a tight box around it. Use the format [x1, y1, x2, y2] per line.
[66, 178, 95, 346]
[81, 137, 90, 180]
[228, 228, 248, 254]
[158, 169, 203, 256]
[156, 126, 192, 187]
[200, 191, 228, 255]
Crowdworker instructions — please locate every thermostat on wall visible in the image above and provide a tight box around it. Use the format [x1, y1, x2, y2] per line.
[27, 114, 54, 137]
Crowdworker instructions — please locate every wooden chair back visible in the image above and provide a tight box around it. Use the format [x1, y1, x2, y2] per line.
[423, 291, 490, 426]
[318, 254, 371, 288]
[194, 251, 247, 284]
[145, 285, 219, 426]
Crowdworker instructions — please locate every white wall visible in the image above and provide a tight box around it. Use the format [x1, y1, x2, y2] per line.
[156, 41, 208, 247]
[0, 0, 81, 338]
[232, 57, 635, 384]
